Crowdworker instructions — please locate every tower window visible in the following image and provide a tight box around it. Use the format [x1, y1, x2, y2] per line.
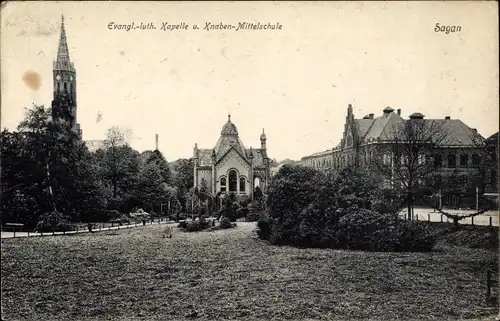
[63, 82, 68, 93]
[220, 177, 227, 192]
[228, 170, 237, 192]
[434, 154, 442, 168]
[472, 154, 481, 167]
[239, 177, 246, 192]
[460, 154, 469, 167]
[447, 154, 456, 168]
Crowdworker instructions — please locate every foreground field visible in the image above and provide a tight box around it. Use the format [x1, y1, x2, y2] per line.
[1, 222, 498, 321]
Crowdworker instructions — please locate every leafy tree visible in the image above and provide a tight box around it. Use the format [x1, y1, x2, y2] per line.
[172, 158, 194, 212]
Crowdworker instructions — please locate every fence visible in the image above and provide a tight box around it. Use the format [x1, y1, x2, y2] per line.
[1, 217, 185, 239]
[405, 209, 499, 227]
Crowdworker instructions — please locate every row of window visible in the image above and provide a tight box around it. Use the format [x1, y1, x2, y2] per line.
[309, 152, 483, 169]
[220, 170, 246, 193]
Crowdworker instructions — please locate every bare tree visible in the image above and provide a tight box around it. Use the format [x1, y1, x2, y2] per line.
[371, 117, 449, 220]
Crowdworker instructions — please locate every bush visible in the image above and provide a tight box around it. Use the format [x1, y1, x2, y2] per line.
[178, 218, 211, 232]
[236, 207, 249, 219]
[246, 199, 265, 222]
[246, 210, 262, 222]
[259, 166, 436, 252]
[220, 217, 232, 229]
[239, 195, 251, 208]
[35, 210, 73, 232]
[257, 214, 273, 239]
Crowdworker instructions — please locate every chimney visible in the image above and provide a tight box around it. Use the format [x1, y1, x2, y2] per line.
[409, 112, 425, 120]
[369, 113, 374, 119]
[155, 134, 159, 150]
[445, 116, 451, 120]
[397, 109, 401, 116]
[383, 106, 394, 116]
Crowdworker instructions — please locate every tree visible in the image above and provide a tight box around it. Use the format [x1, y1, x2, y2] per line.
[1, 104, 106, 227]
[101, 126, 132, 198]
[172, 158, 194, 212]
[147, 150, 172, 185]
[371, 118, 449, 220]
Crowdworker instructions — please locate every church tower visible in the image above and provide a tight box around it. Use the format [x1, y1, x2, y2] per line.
[52, 14, 81, 138]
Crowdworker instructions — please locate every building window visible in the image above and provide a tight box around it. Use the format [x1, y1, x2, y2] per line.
[434, 154, 442, 168]
[472, 154, 481, 167]
[447, 154, 456, 168]
[383, 153, 391, 165]
[460, 154, 469, 167]
[63, 82, 68, 93]
[220, 177, 227, 192]
[228, 170, 237, 192]
[239, 177, 246, 192]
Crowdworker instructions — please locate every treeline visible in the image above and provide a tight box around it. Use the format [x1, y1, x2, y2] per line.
[1, 104, 194, 230]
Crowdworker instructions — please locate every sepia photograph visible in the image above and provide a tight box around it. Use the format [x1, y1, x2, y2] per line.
[1, 1, 499, 320]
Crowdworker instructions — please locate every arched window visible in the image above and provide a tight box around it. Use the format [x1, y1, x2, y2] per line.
[228, 170, 237, 192]
[220, 177, 227, 192]
[63, 82, 68, 93]
[57, 82, 60, 92]
[254, 177, 261, 188]
[239, 177, 246, 192]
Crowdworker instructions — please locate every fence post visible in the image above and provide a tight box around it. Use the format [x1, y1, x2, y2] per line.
[489, 216, 492, 226]
[13, 230, 16, 238]
[440, 215, 443, 223]
[471, 216, 474, 226]
[416, 214, 419, 221]
[28, 232, 30, 237]
[428, 213, 431, 222]
[487, 269, 492, 299]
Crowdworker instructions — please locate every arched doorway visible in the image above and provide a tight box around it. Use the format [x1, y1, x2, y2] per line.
[254, 177, 261, 188]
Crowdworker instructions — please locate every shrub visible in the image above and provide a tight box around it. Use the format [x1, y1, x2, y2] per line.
[257, 214, 273, 239]
[35, 210, 73, 232]
[336, 210, 436, 252]
[246, 210, 261, 222]
[239, 195, 251, 208]
[246, 199, 265, 222]
[220, 217, 232, 229]
[260, 166, 436, 252]
[178, 218, 211, 232]
[267, 165, 325, 219]
[236, 207, 248, 219]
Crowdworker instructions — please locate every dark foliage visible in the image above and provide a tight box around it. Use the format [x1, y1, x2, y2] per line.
[220, 217, 232, 229]
[259, 165, 436, 252]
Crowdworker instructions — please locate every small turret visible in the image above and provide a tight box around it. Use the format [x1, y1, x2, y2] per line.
[260, 128, 267, 150]
[193, 143, 199, 158]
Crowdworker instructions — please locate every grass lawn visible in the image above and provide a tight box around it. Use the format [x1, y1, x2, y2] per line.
[1, 222, 498, 321]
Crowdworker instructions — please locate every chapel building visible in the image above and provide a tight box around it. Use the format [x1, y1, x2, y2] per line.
[193, 115, 271, 200]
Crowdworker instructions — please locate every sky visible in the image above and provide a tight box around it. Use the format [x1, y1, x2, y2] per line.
[1, 1, 498, 162]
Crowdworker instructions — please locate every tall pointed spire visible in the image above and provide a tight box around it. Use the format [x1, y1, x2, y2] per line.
[54, 14, 74, 72]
